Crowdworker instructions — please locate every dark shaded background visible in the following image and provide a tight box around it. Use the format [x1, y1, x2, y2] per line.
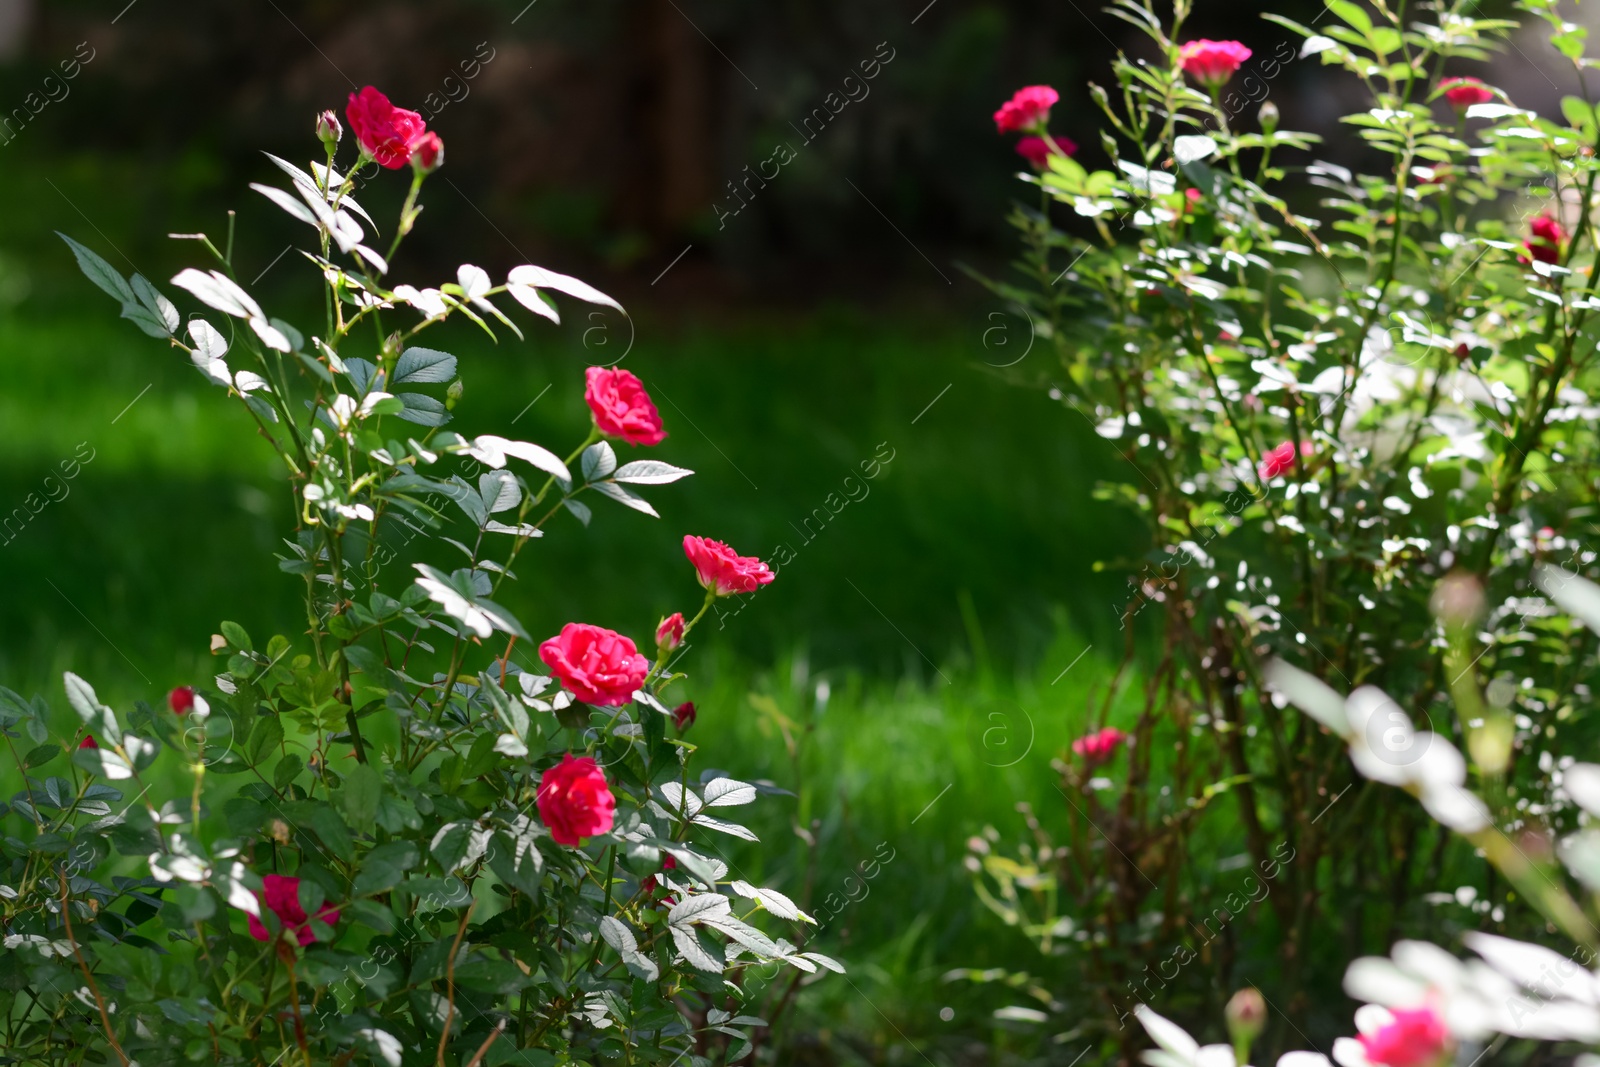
[3, 0, 1358, 290]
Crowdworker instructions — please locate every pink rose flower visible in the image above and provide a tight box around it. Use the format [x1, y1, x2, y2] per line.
[1357, 1007, 1451, 1067]
[1015, 135, 1077, 170]
[683, 535, 775, 596]
[1259, 439, 1312, 479]
[247, 874, 340, 947]
[994, 85, 1059, 134]
[1179, 40, 1252, 89]
[539, 622, 649, 707]
[168, 686, 195, 715]
[537, 754, 617, 846]
[1524, 213, 1566, 265]
[1439, 77, 1493, 112]
[1072, 726, 1127, 765]
[345, 86, 430, 170]
[584, 366, 667, 446]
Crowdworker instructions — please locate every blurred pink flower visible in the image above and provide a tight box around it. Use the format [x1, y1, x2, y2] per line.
[1180, 40, 1252, 89]
[1072, 727, 1127, 765]
[1357, 1007, 1451, 1067]
[1439, 77, 1493, 112]
[1260, 439, 1312, 479]
[994, 85, 1059, 133]
[1015, 135, 1077, 169]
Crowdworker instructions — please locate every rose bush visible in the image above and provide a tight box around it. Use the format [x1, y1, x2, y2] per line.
[966, 0, 1600, 1057]
[1, 87, 838, 1066]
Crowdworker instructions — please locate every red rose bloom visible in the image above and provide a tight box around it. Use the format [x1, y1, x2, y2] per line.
[672, 701, 697, 731]
[993, 85, 1059, 134]
[537, 754, 617, 846]
[1524, 213, 1566, 265]
[1179, 40, 1252, 89]
[247, 874, 340, 947]
[1439, 77, 1493, 112]
[584, 366, 667, 446]
[683, 535, 775, 596]
[655, 612, 685, 652]
[1015, 135, 1077, 170]
[1259, 439, 1312, 479]
[412, 131, 444, 173]
[168, 686, 195, 715]
[1358, 1007, 1451, 1067]
[1071, 727, 1127, 765]
[78, 734, 98, 750]
[345, 86, 429, 169]
[539, 622, 649, 707]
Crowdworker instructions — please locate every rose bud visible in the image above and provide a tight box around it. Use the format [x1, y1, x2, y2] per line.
[316, 109, 343, 149]
[656, 612, 686, 653]
[1431, 571, 1485, 629]
[412, 131, 444, 175]
[79, 734, 98, 750]
[1226, 988, 1267, 1052]
[1258, 101, 1279, 133]
[672, 701, 697, 732]
[168, 686, 196, 715]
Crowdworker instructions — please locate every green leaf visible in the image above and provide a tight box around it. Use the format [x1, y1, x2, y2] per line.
[220, 621, 253, 651]
[393, 347, 458, 385]
[58, 233, 135, 305]
[351, 841, 420, 896]
[288, 799, 355, 863]
[247, 715, 284, 765]
[339, 762, 383, 835]
[612, 460, 693, 486]
[63, 672, 120, 745]
[274, 753, 304, 790]
[22, 744, 60, 769]
[394, 392, 451, 427]
[582, 441, 618, 482]
[130, 274, 179, 334]
[430, 820, 491, 873]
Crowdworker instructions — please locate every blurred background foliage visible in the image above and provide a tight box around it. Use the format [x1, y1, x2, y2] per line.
[0, 0, 1564, 1063]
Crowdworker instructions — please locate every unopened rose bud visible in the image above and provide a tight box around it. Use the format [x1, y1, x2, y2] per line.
[168, 686, 195, 715]
[446, 380, 464, 409]
[1226, 988, 1267, 1052]
[79, 734, 98, 750]
[672, 701, 696, 731]
[1258, 101, 1279, 133]
[1431, 571, 1486, 629]
[412, 132, 444, 174]
[656, 612, 685, 653]
[316, 109, 342, 149]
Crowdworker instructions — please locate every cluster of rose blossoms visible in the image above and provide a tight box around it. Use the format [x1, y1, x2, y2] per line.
[993, 50, 1566, 496]
[67, 107, 779, 940]
[235, 363, 774, 942]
